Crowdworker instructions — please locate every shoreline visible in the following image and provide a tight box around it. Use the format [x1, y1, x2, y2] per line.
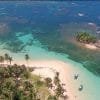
[12, 60, 75, 100]
[9, 59, 100, 100]
[0, 47, 100, 100]
[84, 44, 98, 50]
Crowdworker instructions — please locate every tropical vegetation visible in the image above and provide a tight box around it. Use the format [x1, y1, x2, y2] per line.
[0, 54, 67, 100]
[76, 32, 97, 44]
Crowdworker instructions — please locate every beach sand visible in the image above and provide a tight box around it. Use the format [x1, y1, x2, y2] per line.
[0, 44, 100, 100]
[85, 44, 97, 50]
[18, 60, 76, 100]
[11, 59, 100, 100]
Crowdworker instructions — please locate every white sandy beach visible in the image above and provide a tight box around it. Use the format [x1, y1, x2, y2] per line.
[16, 60, 76, 100]
[12, 59, 100, 100]
[85, 44, 97, 50]
[0, 43, 100, 100]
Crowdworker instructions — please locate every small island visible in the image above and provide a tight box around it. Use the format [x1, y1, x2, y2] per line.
[76, 32, 100, 50]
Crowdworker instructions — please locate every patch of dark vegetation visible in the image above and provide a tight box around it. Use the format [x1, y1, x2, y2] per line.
[76, 32, 97, 44]
[0, 64, 42, 100]
[0, 65, 68, 100]
[0, 53, 68, 100]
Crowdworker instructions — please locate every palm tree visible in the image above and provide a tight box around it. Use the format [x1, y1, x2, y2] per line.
[76, 32, 97, 44]
[55, 84, 65, 98]
[8, 57, 13, 65]
[25, 54, 29, 67]
[53, 72, 60, 85]
[4, 53, 9, 64]
[45, 77, 52, 88]
[0, 56, 4, 65]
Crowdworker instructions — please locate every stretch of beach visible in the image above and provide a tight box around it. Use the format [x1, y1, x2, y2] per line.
[0, 44, 100, 100]
[11, 59, 100, 100]
[85, 44, 97, 50]
[15, 60, 76, 100]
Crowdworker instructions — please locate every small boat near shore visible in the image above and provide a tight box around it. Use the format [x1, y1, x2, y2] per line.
[74, 74, 79, 80]
[78, 85, 83, 91]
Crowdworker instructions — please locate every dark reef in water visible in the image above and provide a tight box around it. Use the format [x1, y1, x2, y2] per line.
[31, 25, 100, 76]
[3, 40, 25, 53]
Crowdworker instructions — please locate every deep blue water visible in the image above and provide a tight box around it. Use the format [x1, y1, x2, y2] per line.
[0, 1, 100, 27]
[0, 1, 100, 76]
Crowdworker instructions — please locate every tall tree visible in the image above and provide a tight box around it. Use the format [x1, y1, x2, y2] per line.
[25, 54, 29, 67]
[4, 53, 9, 64]
[8, 57, 13, 65]
[0, 56, 4, 65]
